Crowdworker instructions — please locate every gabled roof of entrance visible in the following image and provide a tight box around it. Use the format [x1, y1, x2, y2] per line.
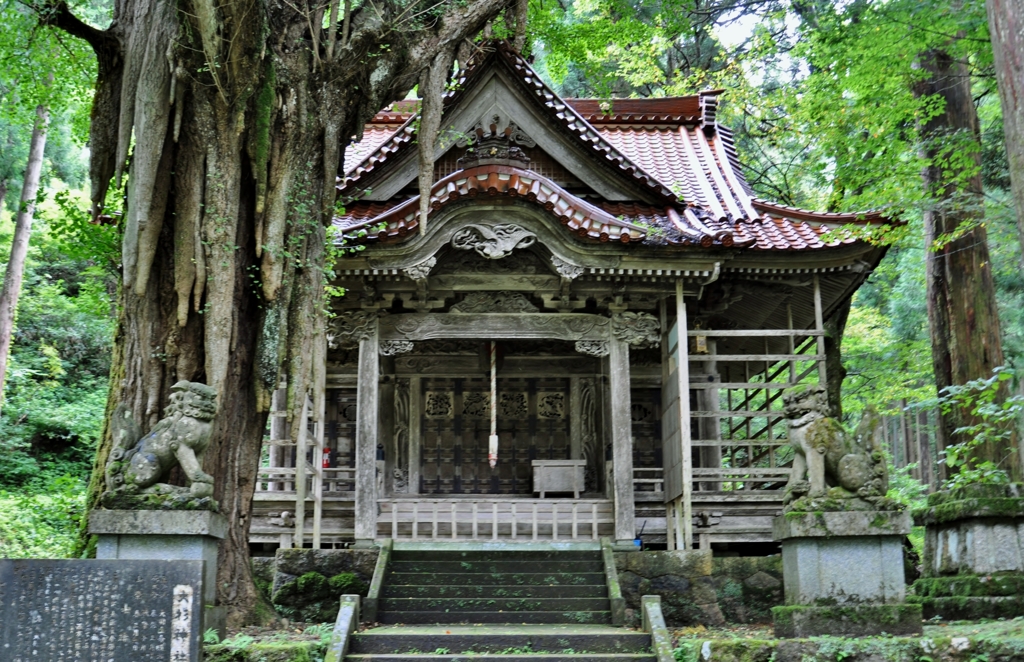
[336, 41, 891, 252]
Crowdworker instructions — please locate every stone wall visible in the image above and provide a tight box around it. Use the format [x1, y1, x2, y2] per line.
[711, 556, 784, 624]
[615, 550, 724, 626]
[266, 548, 378, 623]
[614, 551, 784, 627]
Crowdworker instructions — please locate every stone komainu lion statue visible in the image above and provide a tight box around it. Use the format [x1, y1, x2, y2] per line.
[782, 385, 889, 510]
[104, 381, 218, 499]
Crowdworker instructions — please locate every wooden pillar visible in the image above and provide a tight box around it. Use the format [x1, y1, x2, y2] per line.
[702, 339, 722, 492]
[408, 376, 422, 495]
[269, 385, 287, 493]
[812, 274, 827, 386]
[379, 365, 396, 496]
[570, 376, 582, 460]
[354, 322, 380, 542]
[313, 390, 326, 549]
[294, 395, 310, 547]
[607, 335, 636, 543]
[676, 281, 693, 549]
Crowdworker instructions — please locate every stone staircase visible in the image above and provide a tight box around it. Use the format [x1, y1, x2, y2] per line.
[345, 624, 655, 661]
[378, 547, 612, 625]
[343, 545, 656, 662]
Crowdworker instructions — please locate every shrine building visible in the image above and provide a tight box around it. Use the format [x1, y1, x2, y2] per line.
[250, 41, 890, 552]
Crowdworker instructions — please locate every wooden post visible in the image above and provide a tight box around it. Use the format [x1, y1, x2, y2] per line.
[295, 395, 310, 548]
[354, 322, 380, 542]
[570, 376, 582, 460]
[676, 281, 693, 549]
[704, 339, 721, 491]
[408, 376, 422, 495]
[607, 335, 636, 543]
[812, 274, 827, 386]
[270, 384, 287, 493]
[313, 391, 326, 549]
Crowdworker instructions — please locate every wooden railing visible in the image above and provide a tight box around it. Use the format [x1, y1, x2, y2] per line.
[256, 466, 356, 494]
[633, 467, 664, 500]
[378, 498, 614, 541]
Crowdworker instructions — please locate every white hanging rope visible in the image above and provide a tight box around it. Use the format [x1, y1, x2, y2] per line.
[489, 340, 498, 468]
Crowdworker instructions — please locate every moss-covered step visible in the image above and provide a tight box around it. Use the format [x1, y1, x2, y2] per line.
[383, 584, 608, 598]
[909, 594, 1024, 621]
[913, 572, 1024, 597]
[675, 618, 1024, 662]
[204, 641, 326, 662]
[771, 603, 922, 638]
[386, 571, 606, 586]
[349, 624, 652, 654]
[378, 609, 613, 625]
[378, 597, 610, 613]
[391, 549, 602, 562]
[345, 655, 654, 661]
[388, 560, 605, 573]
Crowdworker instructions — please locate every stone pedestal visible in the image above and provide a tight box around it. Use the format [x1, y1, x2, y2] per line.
[771, 510, 922, 637]
[911, 484, 1024, 620]
[90, 509, 227, 635]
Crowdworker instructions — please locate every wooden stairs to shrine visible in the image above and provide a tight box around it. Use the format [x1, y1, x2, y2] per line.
[343, 545, 657, 662]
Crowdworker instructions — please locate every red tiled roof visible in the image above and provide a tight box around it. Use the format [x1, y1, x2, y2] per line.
[336, 40, 893, 252]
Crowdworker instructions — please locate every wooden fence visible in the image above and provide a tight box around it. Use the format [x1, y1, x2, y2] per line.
[377, 498, 614, 541]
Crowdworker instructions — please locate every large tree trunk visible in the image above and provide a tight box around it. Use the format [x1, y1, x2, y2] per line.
[915, 48, 1020, 482]
[823, 299, 851, 421]
[0, 104, 49, 414]
[987, 0, 1024, 267]
[48, 0, 512, 626]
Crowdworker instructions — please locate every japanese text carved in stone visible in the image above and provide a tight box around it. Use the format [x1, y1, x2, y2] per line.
[379, 340, 415, 356]
[783, 385, 895, 512]
[102, 381, 218, 510]
[328, 311, 378, 349]
[451, 223, 537, 260]
[574, 340, 610, 357]
[450, 291, 539, 314]
[611, 311, 661, 348]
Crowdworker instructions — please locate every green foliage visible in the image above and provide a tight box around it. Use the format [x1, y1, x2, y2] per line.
[925, 367, 1023, 489]
[0, 474, 84, 557]
[45, 187, 123, 269]
[0, 210, 115, 490]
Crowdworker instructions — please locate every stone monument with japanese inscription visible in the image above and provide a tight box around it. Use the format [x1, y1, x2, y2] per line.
[0, 559, 204, 661]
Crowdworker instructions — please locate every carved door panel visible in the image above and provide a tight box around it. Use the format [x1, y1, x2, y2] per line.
[419, 377, 571, 494]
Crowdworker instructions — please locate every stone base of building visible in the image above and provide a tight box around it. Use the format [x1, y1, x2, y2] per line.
[910, 572, 1024, 620]
[772, 603, 923, 638]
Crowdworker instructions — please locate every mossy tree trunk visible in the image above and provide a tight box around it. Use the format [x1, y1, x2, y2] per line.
[46, 0, 515, 626]
[915, 46, 1020, 483]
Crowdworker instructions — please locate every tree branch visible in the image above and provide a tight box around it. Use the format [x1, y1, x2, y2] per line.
[35, 0, 119, 58]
